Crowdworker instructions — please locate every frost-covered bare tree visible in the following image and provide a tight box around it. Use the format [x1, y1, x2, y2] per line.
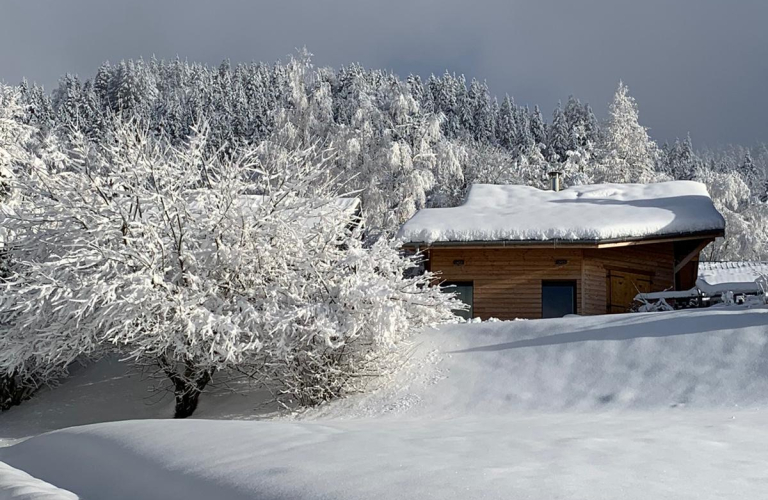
[0, 119, 458, 416]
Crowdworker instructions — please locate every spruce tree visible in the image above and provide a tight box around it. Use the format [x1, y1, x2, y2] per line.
[600, 81, 658, 183]
[548, 102, 570, 162]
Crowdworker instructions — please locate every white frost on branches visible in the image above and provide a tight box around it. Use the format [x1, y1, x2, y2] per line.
[598, 82, 659, 184]
[0, 120, 459, 416]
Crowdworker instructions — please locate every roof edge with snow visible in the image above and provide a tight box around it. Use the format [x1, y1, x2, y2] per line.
[402, 229, 724, 248]
[398, 181, 726, 246]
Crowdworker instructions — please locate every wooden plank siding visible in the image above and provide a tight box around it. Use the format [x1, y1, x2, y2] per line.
[430, 248, 583, 320]
[429, 242, 677, 320]
[583, 242, 675, 312]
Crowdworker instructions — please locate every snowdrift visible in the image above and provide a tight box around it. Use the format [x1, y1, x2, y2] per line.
[0, 462, 77, 500]
[2, 307, 768, 499]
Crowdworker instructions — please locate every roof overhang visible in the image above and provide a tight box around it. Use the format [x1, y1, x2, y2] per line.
[402, 229, 725, 250]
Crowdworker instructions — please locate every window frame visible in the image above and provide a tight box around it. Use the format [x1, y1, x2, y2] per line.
[441, 280, 474, 320]
[541, 280, 578, 318]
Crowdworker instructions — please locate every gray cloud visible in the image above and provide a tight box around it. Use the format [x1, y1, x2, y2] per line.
[1, 0, 766, 146]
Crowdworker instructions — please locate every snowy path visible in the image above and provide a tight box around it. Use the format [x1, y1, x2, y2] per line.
[1, 306, 768, 499]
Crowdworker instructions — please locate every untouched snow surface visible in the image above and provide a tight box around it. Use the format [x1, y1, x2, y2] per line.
[398, 181, 725, 244]
[0, 462, 77, 500]
[2, 307, 768, 499]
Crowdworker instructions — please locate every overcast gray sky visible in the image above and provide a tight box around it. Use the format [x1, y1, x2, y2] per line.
[1, 0, 766, 146]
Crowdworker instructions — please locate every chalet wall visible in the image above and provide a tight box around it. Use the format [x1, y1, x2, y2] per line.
[583, 242, 675, 315]
[430, 248, 583, 321]
[429, 242, 677, 320]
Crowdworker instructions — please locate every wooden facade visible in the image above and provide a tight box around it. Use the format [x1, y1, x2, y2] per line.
[423, 236, 717, 320]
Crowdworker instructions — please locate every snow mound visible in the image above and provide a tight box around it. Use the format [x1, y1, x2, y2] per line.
[0, 462, 78, 500]
[398, 181, 725, 244]
[322, 306, 768, 417]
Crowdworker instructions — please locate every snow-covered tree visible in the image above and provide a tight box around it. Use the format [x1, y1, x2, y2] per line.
[529, 105, 547, 149]
[599, 82, 658, 183]
[548, 102, 570, 162]
[0, 84, 35, 197]
[0, 120, 459, 416]
[495, 95, 517, 150]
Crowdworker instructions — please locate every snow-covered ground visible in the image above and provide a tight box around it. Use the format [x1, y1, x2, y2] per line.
[2, 306, 768, 499]
[0, 462, 77, 500]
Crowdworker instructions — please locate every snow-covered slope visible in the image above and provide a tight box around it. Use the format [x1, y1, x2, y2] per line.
[318, 306, 768, 417]
[398, 181, 725, 243]
[2, 307, 768, 499]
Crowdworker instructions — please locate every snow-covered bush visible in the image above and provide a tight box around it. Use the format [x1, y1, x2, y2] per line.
[0, 120, 458, 417]
[257, 236, 458, 408]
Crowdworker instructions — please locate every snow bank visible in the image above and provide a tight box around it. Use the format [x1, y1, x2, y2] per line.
[0, 462, 78, 500]
[331, 306, 768, 416]
[698, 261, 768, 295]
[3, 308, 768, 499]
[398, 181, 725, 244]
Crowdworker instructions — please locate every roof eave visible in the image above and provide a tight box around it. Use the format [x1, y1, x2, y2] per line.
[402, 229, 725, 249]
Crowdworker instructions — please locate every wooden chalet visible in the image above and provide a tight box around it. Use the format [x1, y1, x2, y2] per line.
[398, 179, 726, 320]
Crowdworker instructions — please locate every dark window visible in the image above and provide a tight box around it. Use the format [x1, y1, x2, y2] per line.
[542, 281, 577, 318]
[441, 281, 473, 320]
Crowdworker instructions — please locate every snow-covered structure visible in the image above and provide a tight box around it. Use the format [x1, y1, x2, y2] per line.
[697, 261, 768, 296]
[399, 181, 725, 319]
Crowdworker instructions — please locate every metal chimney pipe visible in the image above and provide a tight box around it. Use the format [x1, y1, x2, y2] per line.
[548, 171, 563, 192]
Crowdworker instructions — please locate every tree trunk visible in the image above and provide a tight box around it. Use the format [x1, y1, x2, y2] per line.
[161, 360, 213, 419]
[0, 371, 35, 412]
[173, 384, 205, 419]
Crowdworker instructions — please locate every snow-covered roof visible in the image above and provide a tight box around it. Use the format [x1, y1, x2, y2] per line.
[697, 261, 768, 295]
[398, 181, 725, 245]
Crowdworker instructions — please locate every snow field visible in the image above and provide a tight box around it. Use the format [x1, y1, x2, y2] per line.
[2, 306, 768, 499]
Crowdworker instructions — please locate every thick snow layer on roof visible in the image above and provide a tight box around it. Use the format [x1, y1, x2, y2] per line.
[398, 181, 725, 244]
[697, 261, 768, 295]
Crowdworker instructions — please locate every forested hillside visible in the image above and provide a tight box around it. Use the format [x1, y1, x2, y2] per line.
[8, 50, 768, 256]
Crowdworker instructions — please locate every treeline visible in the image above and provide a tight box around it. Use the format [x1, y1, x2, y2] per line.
[10, 50, 768, 255]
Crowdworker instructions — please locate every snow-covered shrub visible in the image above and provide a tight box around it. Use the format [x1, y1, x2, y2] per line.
[257, 236, 458, 408]
[0, 120, 458, 417]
